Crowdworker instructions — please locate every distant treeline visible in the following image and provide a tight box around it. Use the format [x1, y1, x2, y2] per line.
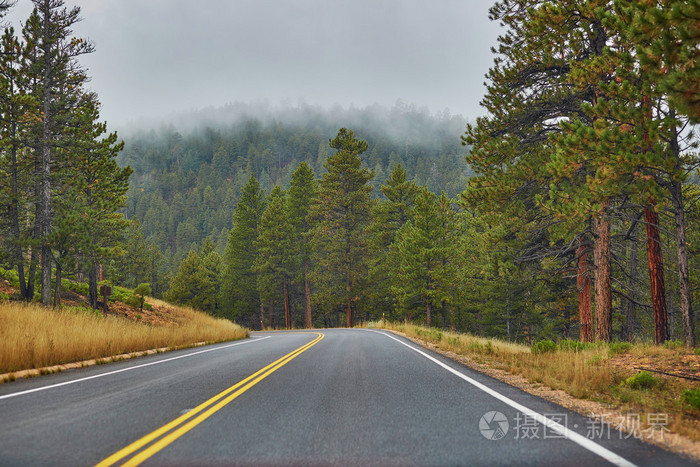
[116, 103, 472, 283]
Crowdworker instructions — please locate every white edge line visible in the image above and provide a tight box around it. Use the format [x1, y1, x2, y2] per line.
[0, 336, 271, 401]
[367, 329, 636, 467]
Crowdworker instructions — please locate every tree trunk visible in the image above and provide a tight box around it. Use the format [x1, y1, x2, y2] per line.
[53, 258, 62, 308]
[283, 276, 291, 330]
[26, 244, 37, 302]
[426, 302, 432, 328]
[577, 241, 593, 343]
[645, 205, 669, 344]
[671, 180, 694, 346]
[9, 121, 28, 298]
[304, 261, 312, 328]
[623, 225, 638, 342]
[669, 109, 694, 347]
[260, 302, 265, 331]
[593, 202, 612, 342]
[269, 298, 274, 329]
[88, 260, 98, 309]
[40, 245, 52, 305]
[39, 3, 53, 307]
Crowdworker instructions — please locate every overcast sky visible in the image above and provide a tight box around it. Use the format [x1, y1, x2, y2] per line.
[5, 0, 503, 128]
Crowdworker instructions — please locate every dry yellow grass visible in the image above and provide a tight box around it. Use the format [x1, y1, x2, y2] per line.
[370, 321, 700, 442]
[0, 299, 248, 373]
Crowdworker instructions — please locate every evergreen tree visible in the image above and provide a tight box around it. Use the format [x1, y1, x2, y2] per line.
[0, 25, 37, 300]
[23, 0, 95, 305]
[165, 238, 221, 314]
[309, 128, 374, 327]
[367, 164, 420, 319]
[220, 174, 266, 325]
[59, 92, 131, 308]
[255, 186, 295, 329]
[287, 162, 317, 328]
[391, 189, 458, 327]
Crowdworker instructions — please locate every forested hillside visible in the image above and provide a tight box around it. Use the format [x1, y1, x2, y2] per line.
[113, 103, 471, 293]
[124, 0, 700, 347]
[3, 0, 700, 349]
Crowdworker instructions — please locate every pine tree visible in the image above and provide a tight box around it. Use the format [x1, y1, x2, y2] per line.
[0, 25, 37, 300]
[220, 174, 266, 325]
[58, 92, 131, 308]
[391, 189, 457, 327]
[255, 186, 295, 329]
[631, 0, 698, 345]
[287, 162, 317, 328]
[309, 128, 374, 327]
[462, 0, 603, 341]
[367, 164, 420, 320]
[23, 0, 95, 305]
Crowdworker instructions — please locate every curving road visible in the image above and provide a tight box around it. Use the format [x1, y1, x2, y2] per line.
[0, 329, 693, 466]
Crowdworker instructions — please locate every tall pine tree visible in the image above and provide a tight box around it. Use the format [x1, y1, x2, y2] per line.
[220, 174, 266, 325]
[309, 129, 374, 327]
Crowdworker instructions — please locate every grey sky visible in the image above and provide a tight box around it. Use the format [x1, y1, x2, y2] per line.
[6, 1, 502, 127]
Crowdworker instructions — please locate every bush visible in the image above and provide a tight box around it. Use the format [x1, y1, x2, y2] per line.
[609, 342, 632, 355]
[683, 388, 700, 410]
[625, 371, 659, 390]
[559, 339, 598, 352]
[124, 294, 141, 309]
[532, 340, 557, 354]
[663, 340, 683, 350]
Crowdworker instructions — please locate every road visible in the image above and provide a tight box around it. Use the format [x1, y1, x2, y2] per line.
[0, 329, 693, 466]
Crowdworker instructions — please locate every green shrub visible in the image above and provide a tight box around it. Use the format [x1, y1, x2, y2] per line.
[625, 371, 659, 390]
[683, 388, 700, 409]
[124, 294, 141, 309]
[558, 339, 598, 352]
[66, 281, 89, 296]
[663, 340, 683, 350]
[0, 267, 20, 289]
[694, 348, 700, 356]
[609, 342, 632, 355]
[531, 340, 557, 354]
[0, 291, 9, 300]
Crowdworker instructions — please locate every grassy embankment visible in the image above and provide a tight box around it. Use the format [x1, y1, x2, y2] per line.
[370, 321, 700, 443]
[0, 297, 248, 376]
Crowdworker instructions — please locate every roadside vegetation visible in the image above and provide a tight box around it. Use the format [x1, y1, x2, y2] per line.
[0, 294, 248, 375]
[371, 322, 700, 442]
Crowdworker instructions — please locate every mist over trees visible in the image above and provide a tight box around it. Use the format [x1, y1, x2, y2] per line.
[115, 102, 472, 283]
[2, 0, 700, 349]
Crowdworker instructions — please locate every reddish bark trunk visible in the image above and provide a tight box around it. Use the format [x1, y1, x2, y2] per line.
[645, 205, 669, 344]
[593, 203, 612, 342]
[426, 302, 432, 328]
[576, 242, 593, 343]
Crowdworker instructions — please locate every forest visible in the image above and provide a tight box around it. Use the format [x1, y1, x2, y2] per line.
[2, 0, 700, 347]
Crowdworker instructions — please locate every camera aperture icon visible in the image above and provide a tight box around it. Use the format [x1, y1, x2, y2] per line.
[479, 411, 509, 440]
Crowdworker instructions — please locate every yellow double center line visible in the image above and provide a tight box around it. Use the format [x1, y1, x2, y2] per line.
[96, 332, 324, 467]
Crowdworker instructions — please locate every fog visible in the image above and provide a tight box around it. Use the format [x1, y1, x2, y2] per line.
[4, 1, 502, 128]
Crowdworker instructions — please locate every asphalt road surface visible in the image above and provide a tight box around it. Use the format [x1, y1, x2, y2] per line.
[0, 329, 694, 466]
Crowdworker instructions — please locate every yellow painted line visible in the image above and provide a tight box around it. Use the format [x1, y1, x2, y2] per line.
[96, 332, 324, 467]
